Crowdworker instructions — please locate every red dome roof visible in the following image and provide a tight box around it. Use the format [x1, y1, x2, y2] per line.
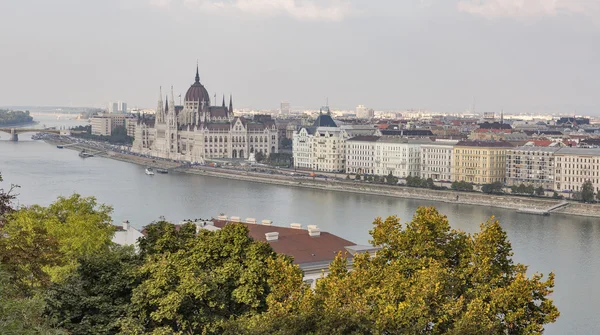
[185, 66, 210, 104]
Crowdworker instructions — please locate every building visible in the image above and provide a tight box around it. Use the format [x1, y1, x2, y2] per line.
[90, 115, 111, 136]
[293, 110, 379, 172]
[132, 66, 279, 162]
[169, 216, 377, 286]
[421, 140, 458, 181]
[453, 141, 513, 184]
[506, 147, 560, 190]
[346, 136, 379, 174]
[375, 137, 431, 178]
[554, 148, 600, 193]
[112, 220, 144, 250]
[109, 102, 119, 114]
[90, 113, 136, 136]
[120, 102, 128, 114]
[280, 102, 291, 116]
[356, 105, 374, 119]
[346, 136, 441, 179]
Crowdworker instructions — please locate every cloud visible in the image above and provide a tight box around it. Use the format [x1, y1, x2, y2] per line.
[458, 0, 600, 19]
[149, 0, 354, 21]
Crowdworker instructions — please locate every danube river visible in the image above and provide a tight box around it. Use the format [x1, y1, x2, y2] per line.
[1, 116, 599, 334]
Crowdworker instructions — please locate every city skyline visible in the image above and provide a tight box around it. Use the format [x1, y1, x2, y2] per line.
[1, 0, 599, 114]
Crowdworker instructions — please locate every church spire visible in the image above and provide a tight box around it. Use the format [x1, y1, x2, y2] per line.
[165, 95, 169, 113]
[195, 63, 200, 83]
[229, 95, 233, 113]
[222, 95, 225, 107]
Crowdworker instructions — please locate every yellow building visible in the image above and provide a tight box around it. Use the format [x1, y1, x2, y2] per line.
[453, 141, 513, 184]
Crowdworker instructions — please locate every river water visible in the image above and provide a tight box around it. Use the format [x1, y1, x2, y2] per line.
[0, 115, 598, 334]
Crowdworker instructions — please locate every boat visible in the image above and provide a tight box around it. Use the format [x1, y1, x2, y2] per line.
[78, 150, 94, 158]
[156, 168, 168, 174]
[57, 145, 64, 149]
[145, 168, 155, 175]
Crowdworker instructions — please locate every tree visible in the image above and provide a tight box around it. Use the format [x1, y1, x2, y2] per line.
[553, 191, 561, 199]
[137, 220, 197, 258]
[481, 181, 504, 194]
[536, 186, 546, 197]
[355, 174, 361, 181]
[451, 180, 474, 192]
[0, 266, 65, 335]
[255, 151, 265, 163]
[44, 245, 140, 335]
[2, 194, 115, 282]
[346, 174, 351, 180]
[125, 223, 289, 334]
[386, 172, 398, 185]
[230, 207, 559, 334]
[424, 177, 435, 189]
[0, 173, 18, 219]
[581, 180, 595, 203]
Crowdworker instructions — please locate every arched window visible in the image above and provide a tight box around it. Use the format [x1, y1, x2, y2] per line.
[250, 137, 253, 143]
[209, 137, 212, 142]
[219, 137, 223, 143]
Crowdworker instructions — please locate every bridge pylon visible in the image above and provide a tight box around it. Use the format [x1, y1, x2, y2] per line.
[10, 128, 18, 142]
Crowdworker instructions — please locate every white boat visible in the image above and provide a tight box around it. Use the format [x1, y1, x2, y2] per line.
[145, 168, 155, 175]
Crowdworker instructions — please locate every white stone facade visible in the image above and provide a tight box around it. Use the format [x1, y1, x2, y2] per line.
[292, 116, 379, 173]
[132, 68, 278, 162]
[554, 148, 600, 193]
[420, 140, 458, 181]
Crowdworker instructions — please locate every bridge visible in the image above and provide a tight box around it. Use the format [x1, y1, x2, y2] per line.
[0, 128, 62, 141]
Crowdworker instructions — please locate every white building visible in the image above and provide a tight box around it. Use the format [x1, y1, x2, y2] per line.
[112, 220, 144, 250]
[356, 105, 374, 119]
[375, 137, 432, 178]
[293, 111, 379, 172]
[554, 147, 600, 194]
[420, 140, 458, 181]
[90, 115, 111, 136]
[346, 136, 379, 174]
[90, 113, 136, 136]
[132, 66, 279, 162]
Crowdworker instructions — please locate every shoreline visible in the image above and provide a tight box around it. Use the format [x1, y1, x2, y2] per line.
[44, 138, 600, 218]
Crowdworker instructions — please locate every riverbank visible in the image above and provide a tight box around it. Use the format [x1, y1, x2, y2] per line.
[44, 137, 600, 218]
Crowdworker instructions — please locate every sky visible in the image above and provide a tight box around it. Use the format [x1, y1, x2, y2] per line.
[1, 0, 599, 114]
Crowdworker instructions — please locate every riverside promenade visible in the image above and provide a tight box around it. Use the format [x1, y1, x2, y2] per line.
[45, 137, 600, 218]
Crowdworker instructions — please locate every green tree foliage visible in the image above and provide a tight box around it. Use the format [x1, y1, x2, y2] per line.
[125, 222, 288, 334]
[71, 125, 133, 145]
[386, 172, 398, 185]
[137, 220, 197, 258]
[481, 181, 504, 194]
[231, 207, 559, 334]
[536, 186, 546, 197]
[451, 180, 474, 192]
[44, 245, 140, 335]
[0, 266, 65, 335]
[581, 180, 595, 203]
[0, 109, 34, 126]
[512, 184, 535, 195]
[1, 194, 115, 283]
[355, 174, 361, 181]
[553, 191, 561, 199]
[255, 151, 265, 163]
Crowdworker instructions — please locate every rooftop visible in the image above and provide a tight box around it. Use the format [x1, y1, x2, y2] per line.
[455, 140, 514, 148]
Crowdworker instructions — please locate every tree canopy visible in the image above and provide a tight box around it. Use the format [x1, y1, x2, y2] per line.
[229, 207, 559, 334]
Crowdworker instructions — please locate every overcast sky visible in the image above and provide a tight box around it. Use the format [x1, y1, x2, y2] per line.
[1, 0, 599, 114]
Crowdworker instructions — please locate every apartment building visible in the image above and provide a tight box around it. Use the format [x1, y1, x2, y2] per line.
[453, 141, 513, 184]
[346, 136, 379, 174]
[376, 137, 431, 178]
[554, 148, 600, 193]
[506, 147, 560, 189]
[91, 113, 136, 136]
[293, 112, 379, 172]
[420, 140, 458, 181]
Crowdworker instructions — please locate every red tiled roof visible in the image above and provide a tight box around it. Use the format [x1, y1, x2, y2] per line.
[213, 221, 356, 265]
[530, 140, 553, 147]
